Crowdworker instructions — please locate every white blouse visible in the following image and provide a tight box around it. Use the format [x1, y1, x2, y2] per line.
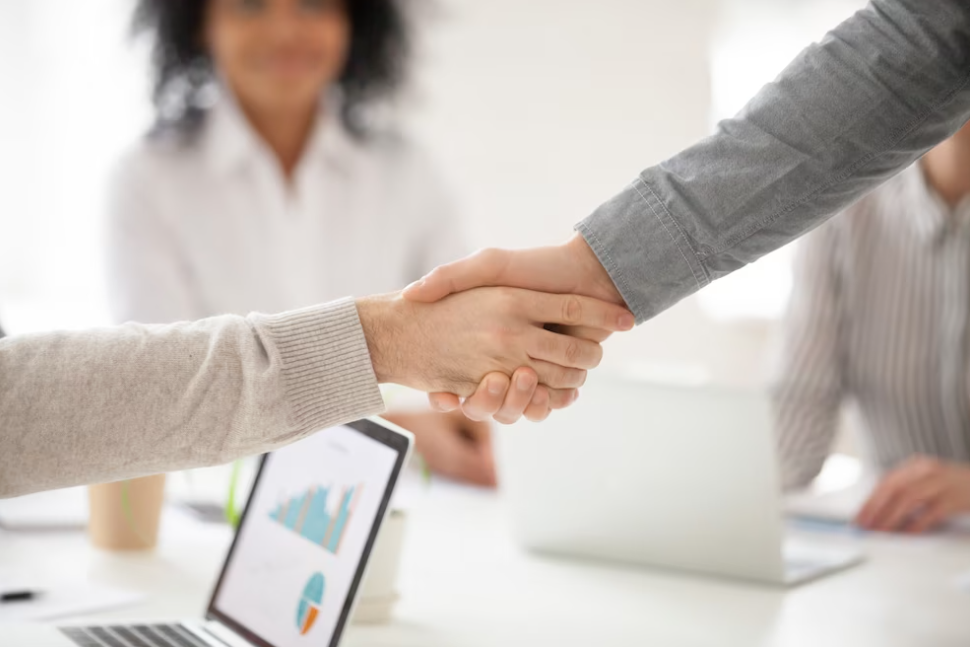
[107, 99, 467, 324]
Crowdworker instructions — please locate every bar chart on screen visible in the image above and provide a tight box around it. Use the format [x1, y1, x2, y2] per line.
[269, 484, 363, 554]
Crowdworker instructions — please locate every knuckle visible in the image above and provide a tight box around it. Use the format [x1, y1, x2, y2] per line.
[546, 365, 569, 388]
[561, 296, 583, 325]
[492, 323, 516, 345]
[529, 335, 549, 362]
[478, 247, 502, 265]
[477, 247, 509, 278]
[550, 367, 584, 389]
[564, 339, 583, 365]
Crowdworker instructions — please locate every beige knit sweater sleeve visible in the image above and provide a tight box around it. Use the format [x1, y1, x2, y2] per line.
[0, 298, 385, 498]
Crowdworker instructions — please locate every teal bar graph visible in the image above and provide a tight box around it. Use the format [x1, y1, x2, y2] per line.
[325, 487, 354, 553]
[269, 484, 361, 554]
[302, 490, 331, 544]
[283, 493, 307, 530]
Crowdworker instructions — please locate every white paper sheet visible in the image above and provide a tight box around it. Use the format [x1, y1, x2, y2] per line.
[0, 582, 145, 622]
[786, 476, 970, 534]
[785, 476, 876, 523]
[0, 486, 88, 531]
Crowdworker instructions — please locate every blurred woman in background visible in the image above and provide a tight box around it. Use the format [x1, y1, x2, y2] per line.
[109, 0, 496, 486]
[773, 121, 970, 533]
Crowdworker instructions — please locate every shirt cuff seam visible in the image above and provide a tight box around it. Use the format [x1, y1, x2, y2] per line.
[634, 178, 711, 288]
[574, 220, 638, 313]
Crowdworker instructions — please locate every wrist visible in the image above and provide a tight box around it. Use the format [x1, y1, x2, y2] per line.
[356, 294, 406, 385]
[565, 233, 626, 306]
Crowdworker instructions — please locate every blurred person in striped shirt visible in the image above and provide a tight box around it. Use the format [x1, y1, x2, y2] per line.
[773, 122, 970, 534]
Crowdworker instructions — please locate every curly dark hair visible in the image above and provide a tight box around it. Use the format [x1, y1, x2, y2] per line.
[132, 0, 411, 138]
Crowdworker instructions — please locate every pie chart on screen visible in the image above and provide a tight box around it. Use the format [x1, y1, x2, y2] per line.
[296, 572, 325, 635]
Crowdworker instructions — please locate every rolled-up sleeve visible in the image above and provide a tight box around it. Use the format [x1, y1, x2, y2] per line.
[578, 0, 970, 323]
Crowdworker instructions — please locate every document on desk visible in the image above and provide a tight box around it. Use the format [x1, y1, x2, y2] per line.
[784, 475, 876, 524]
[0, 582, 145, 622]
[787, 482, 970, 546]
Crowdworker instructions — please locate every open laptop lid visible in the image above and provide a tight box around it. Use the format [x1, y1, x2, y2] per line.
[206, 418, 412, 647]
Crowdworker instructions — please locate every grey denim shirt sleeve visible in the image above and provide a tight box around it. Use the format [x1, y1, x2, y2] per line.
[577, 0, 970, 324]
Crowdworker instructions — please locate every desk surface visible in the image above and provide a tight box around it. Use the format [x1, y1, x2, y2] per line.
[1, 483, 968, 647]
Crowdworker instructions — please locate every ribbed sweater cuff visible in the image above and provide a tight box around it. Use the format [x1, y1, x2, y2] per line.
[255, 298, 385, 431]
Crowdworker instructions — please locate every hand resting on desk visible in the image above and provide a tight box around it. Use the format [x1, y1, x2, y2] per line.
[856, 455, 970, 533]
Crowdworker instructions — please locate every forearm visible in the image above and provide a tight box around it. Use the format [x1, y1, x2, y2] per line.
[579, 0, 970, 323]
[773, 391, 842, 490]
[0, 299, 384, 498]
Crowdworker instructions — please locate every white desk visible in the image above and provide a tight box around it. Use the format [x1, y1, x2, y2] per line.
[2, 483, 968, 647]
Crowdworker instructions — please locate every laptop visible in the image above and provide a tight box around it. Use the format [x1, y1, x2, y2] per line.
[7, 417, 413, 647]
[495, 374, 864, 585]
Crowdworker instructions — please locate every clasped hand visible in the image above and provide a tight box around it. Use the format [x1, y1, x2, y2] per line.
[393, 233, 633, 423]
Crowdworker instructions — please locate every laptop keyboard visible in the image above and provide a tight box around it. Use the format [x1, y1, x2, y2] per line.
[61, 624, 212, 647]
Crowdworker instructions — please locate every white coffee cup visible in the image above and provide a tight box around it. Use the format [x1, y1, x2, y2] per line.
[353, 508, 406, 624]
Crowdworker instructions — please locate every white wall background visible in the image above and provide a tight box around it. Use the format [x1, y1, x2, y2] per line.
[0, 0, 865, 388]
[0, 0, 151, 332]
[405, 0, 864, 387]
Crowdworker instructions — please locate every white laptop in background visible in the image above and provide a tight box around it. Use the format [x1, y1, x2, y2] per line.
[496, 374, 864, 586]
[5, 417, 413, 647]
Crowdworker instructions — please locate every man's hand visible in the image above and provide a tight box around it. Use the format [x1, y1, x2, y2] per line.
[402, 234, 631, 422]
[428, 367, 577, 424]
[356, 287, 633, 397]
[403, 233, 626, 309]
[383, 410, 496, 487]
[855, 456, 970, 533]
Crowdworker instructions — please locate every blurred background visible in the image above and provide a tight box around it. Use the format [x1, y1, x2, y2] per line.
[0, 0, 865, 387]
[5, 5, 970, 638]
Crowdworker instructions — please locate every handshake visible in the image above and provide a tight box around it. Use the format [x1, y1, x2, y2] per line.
[355, 233, 635, 424]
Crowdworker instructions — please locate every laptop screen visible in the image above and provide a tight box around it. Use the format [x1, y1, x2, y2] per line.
[207, 420, 408, 647]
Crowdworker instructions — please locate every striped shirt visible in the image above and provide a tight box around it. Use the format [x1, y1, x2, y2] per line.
[772, 163, 970, 489]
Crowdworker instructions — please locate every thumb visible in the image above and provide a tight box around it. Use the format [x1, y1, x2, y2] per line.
[427, 392, 462, 412]
[403, 249, 508, 303]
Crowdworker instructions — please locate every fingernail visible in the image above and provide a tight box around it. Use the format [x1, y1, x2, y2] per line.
[572, 389, 580, 403]
[517, 373, 537, 392]
[404, 279, 425, 292]
[618, 312, 635, 330]
[488, 378, 505, 395]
